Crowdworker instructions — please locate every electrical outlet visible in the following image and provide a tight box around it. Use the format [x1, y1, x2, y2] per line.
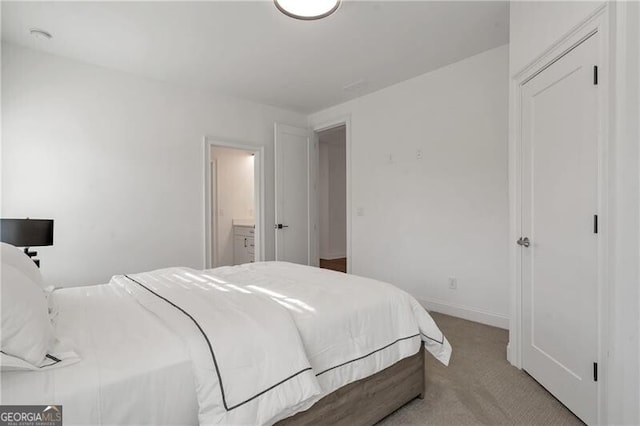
[448, 277, 457, 290]
[356, 207, 365, 217]
[416, 149, 423, 160]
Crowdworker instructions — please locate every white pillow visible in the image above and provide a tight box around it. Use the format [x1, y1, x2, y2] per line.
[1, 242, 44, 289]
[1, 263, 55, 367]
[1, 342, 80, 371]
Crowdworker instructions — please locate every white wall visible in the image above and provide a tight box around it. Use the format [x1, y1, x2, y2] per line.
[609, 3, 640, 424]
[509, 2, 640, 424]
[319, 142, 330, 259]
[318, 128, 346, 260]
[327, 139, 347, 259]
[1, 42, 307, 287]
[509, 1, 605, 75]
[210, 147, 254, 267]
[310, 45, 510, 328]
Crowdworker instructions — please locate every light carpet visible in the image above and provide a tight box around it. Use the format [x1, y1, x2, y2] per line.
[378, 313, 584, 425]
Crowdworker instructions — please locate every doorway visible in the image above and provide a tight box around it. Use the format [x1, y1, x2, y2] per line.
[204, 139, 264, 269]
[316, 125, 347, 273]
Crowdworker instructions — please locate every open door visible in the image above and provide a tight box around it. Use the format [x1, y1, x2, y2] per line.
[274, 123, 310, 265]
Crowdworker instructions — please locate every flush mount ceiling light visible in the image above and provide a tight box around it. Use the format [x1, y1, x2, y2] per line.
[30, 28, 53, 40]
[274, 0, 340, 20]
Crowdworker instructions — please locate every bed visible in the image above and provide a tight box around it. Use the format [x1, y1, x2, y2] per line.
[1, 258, 451, 425]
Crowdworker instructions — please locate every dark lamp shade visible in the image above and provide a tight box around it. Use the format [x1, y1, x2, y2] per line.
[0, 219, 54, 247]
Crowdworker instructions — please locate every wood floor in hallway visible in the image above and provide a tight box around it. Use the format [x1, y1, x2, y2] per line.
[319, 257, 347, 273]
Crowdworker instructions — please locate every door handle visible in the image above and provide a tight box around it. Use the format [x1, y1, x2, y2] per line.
[274, 224, 289, 229]
[517, 237, 530, 247]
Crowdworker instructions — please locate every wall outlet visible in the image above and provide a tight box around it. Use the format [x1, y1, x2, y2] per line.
[356, 207, 365, 217]
[416, 149, 423, 160]
[448, 277, 457, 290]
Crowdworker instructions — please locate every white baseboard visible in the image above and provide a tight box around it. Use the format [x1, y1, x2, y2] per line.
[418, 297, 509, 330]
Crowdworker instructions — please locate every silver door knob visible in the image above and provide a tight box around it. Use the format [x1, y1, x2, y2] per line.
[517, 237, 530, 247]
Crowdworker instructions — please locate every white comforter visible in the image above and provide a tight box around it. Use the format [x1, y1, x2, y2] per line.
[111, 267, 321, 426]
[111, 262, 451, 425]
[2, 262, 450, 426]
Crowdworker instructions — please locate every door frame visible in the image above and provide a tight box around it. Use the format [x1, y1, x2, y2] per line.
[312, 115, 352, 273]
[210, 159, 218, 267]
[508, 5, 610, 423]
[203, 137, 265, 268]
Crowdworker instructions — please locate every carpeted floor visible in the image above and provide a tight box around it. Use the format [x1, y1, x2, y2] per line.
[378, 313, 584, 425]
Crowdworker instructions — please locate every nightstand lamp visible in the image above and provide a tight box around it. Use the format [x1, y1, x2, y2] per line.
[0, 218, 54, 268]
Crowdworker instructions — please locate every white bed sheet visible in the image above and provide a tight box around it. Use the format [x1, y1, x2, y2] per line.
[0, 284, 199, 426]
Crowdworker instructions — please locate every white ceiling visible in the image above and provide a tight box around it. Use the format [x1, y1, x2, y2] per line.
[2, 1, 509, 113]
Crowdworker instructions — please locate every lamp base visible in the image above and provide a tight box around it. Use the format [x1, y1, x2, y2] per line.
[23, 247, 41, 268]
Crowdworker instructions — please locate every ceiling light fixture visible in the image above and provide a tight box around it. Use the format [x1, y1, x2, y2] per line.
[274, 0, 340, 20]
[30, 28, 52, 40]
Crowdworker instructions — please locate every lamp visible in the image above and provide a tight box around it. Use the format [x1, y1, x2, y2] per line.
[0, 218, 54, 267]
[274, 0, 340, 20]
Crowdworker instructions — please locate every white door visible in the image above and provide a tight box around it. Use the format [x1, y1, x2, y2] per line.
[274, 123, 310, 265]
[521, 33, 600, 424]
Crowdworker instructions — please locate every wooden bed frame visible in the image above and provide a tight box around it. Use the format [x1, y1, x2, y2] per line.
[277, 344, 426, 425]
